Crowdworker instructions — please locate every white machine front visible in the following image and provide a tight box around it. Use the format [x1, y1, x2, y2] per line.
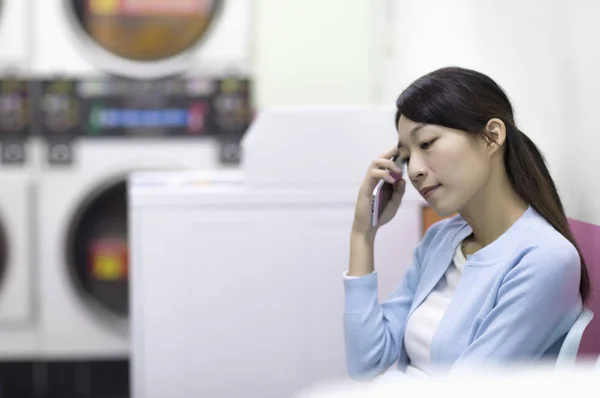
[37, 139, 234, 358]
[32, 0, 252, 78]
[0, 78, 40, 359]
[0, 0, 32, 70]
[129, 105, 427, 397]
[0, 175, 37, 358]
[129, 181, 423, 398]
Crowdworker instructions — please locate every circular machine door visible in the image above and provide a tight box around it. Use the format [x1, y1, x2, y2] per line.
[67, 0, 223, 77]
[67, 178, 129, 322]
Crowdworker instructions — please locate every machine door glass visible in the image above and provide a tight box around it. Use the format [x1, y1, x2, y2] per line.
[67, 178, 128, 319]
[69, 0, 223, 62]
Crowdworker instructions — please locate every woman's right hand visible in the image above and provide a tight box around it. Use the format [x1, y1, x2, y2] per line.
[352, 146, 406, 236]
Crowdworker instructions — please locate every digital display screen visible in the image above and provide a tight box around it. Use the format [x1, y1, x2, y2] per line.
[88, 104, 208, 134]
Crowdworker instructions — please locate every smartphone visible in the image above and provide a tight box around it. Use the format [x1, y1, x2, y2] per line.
[370, 155, 404, 227]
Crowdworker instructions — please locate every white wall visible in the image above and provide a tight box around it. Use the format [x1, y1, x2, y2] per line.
[254, 0, 374, 107]
[561, 1, 600, 224]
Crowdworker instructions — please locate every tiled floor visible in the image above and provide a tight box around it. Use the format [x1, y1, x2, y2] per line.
[0, 359, 129, 398]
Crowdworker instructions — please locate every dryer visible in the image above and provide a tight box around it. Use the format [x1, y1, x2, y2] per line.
[0, 171, 37, 360]
[29, 0, 254, 360]
[37, 142, 228, 358]
[32, 0, 253, 79]
[34, 75, 249, 359]
[0, 77, 40, 360]
[0, 0, 38, 361]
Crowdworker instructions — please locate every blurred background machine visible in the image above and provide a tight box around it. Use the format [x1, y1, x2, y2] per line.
[0, 2, 40, 395]
[28, 0, 252, 361]
[129, 106, 426, 398]
[34, 74, 252, 359]
[0, 1, 255, 396]
[0, 77, 39, 361]
[34, 0, 252, 79]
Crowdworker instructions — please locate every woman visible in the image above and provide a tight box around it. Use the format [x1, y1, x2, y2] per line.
[344, 66, 590, 379]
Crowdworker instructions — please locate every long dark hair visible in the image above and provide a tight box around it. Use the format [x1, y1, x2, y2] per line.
[395, 66, 590, 303]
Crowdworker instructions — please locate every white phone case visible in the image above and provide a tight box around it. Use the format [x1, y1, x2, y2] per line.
[370, 179, 387, 227]
[370, 156, 405, 227]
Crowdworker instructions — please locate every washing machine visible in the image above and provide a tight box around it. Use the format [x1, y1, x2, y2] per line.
[0, 0, 39, 363]
[37, 142, 230, 358]
[28, 0, 254, 361]
[34, 72, 250, 359]
[32, 0, 253, 79]
[0, 80, 39, 363]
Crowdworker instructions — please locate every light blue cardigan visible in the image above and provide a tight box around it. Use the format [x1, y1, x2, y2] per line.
[343, 206, 583, 379]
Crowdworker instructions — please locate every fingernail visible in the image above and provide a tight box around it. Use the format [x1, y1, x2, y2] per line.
[390, 171, 402, 180]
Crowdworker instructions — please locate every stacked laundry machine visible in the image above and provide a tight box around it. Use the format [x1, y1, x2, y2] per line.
[0, 1, 254, 397]
[0, 0, 43, 395]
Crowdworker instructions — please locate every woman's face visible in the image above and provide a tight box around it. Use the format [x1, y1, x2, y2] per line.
[396, 115, 492, 216]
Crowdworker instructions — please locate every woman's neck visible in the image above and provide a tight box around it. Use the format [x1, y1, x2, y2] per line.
[459, 175, 528, 249]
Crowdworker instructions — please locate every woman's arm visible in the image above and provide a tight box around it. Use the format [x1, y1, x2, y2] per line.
[347, 231, 376, 276]
[343, 231, 426, 380]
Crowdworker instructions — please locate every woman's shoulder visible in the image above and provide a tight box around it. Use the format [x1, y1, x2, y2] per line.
[476, 208, 581, 286]
[509, 208, 579, 258]
[510, 210, 581, 274]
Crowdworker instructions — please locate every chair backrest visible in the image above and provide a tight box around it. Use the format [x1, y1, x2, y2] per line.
[555, 308, 594, 367]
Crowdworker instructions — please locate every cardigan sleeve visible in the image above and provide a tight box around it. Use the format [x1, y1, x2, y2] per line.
[341, 216, 454, 380]
[452, 241, 583, 369]
[343, 250, 422, 380]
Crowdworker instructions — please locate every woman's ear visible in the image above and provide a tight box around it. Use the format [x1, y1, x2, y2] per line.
[484, 118, 506, 155]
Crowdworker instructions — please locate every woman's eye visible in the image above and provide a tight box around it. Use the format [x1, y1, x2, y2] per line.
[420, 139, 436, 150]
